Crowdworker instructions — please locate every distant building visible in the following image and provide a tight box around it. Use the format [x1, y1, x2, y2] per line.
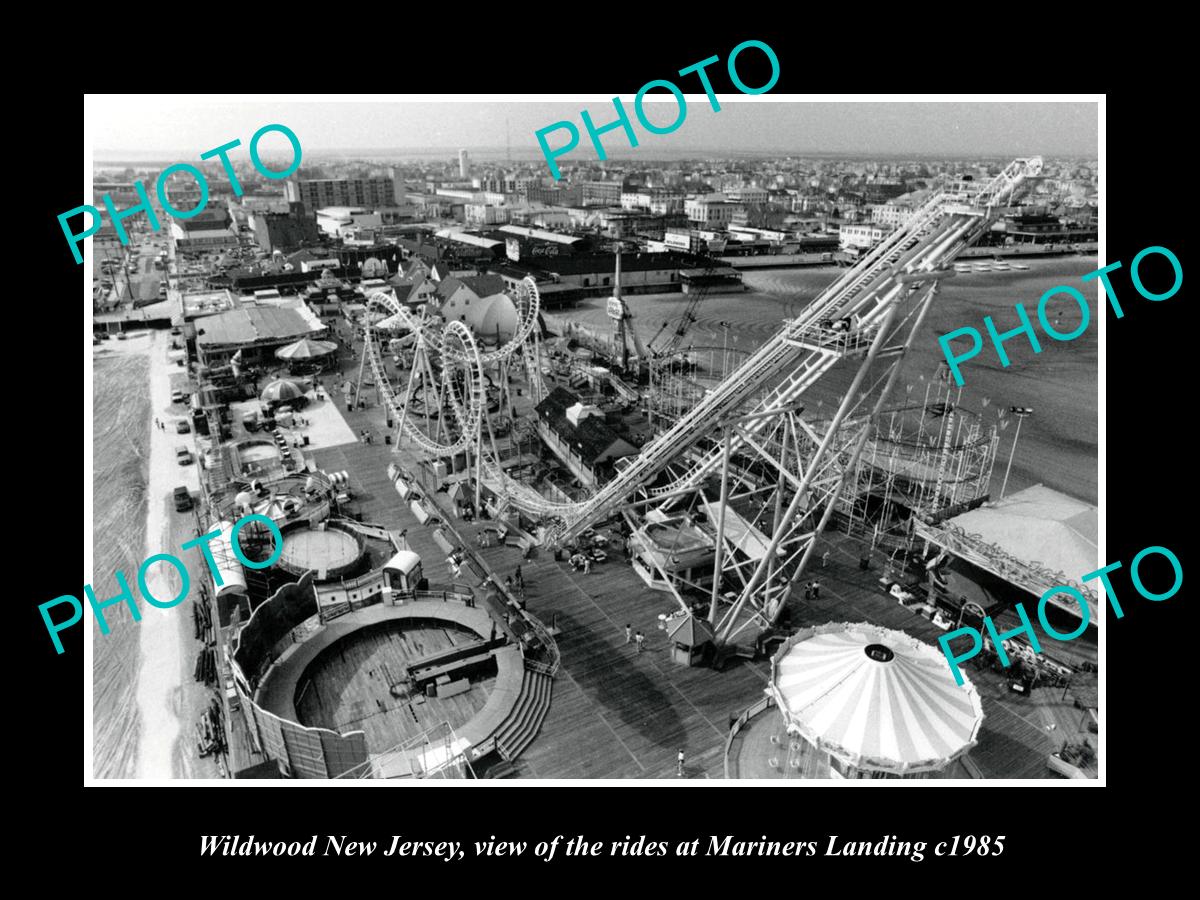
[839, 223, 887, 252]
[685, 197, 740, 226]
[458, 149, 470, 178]
[465, 204, 511, 226]
[161, 171, 205, 214]
[285, 177, 395, 211]
[314, 206, 383, 238]
[253, 202, 321, 254]
[582, 181, 623, 206]
[870, 202, 917, 229]
[172, 225, 239, 257]
[726, 186, 769, 204]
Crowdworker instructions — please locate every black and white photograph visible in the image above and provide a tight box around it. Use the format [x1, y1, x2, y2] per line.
[78, 95, 1109, 784]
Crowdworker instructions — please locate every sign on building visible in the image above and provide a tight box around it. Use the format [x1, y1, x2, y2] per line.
[664, 231, 691, 251]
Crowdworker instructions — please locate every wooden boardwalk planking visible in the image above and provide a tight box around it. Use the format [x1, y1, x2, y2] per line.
[304, 387, 1067, 779]
[294, 620, 494, 752]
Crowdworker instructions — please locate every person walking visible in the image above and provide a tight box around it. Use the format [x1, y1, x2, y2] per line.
[514, 565, 524, 591]
[812, 580, 821, 600]
[635, 631, 645, 653]
[583, 556, 592, 575]
[822, 550, 830, 568]
[677, 749, 685, 777]
[624, 624, 633, 645]
[804, 582, 813, 602]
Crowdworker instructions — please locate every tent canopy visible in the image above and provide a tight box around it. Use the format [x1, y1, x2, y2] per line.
[947, 484, 1096, 584]
[261, 379, 305, 403]
[771, 622, 983, 775]
[275, 337, 338, 360]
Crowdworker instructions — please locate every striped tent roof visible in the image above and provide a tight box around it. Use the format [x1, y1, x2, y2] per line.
[770, 622, 983, 776]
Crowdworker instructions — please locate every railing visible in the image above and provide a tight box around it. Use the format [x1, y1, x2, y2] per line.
[723, 693, 775, 780]
[394, 589, 476, 606]
[321, 601, 351, 623]
[515, 608, 561, 676]
[524, 658, 555, 677]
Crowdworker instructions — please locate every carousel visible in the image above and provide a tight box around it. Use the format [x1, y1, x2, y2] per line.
[275, 337, 338, 373]
[768, 622, 983, 778]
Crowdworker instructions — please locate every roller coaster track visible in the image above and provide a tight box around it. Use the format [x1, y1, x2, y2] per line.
[364, 159, 1043, 549]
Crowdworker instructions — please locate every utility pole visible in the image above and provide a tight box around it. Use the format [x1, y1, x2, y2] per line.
[999, 406, 1033, 500]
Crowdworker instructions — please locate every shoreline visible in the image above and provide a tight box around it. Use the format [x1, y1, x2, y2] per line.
[95, 331, 200, 778]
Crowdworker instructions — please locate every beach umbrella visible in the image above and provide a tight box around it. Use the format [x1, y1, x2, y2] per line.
[261, 378, 305, 403]
[275, 338, 337, 361]
[770, 622, 983, 777]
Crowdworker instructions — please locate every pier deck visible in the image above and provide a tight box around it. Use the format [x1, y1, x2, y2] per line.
[287, 376, 1081, 779]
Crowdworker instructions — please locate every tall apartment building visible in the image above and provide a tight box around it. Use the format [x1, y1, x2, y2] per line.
[582, 180, 624, 206]
[285, 177, 395, 210]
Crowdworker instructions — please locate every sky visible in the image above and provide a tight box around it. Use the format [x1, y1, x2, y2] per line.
[87, 97, 1099, 160]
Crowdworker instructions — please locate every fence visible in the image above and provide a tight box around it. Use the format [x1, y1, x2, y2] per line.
[318, 591, 384, 624]
[723, 693, 775, 780]
[394, 589, 476, 606]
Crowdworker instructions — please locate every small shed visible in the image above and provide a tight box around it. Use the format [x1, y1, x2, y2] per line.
[666, 613, 714, 666]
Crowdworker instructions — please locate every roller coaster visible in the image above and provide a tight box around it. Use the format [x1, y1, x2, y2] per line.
[362, 157, 1044, 645]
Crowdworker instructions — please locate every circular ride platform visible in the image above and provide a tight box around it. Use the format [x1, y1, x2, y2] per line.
[277, 526, 365, 580]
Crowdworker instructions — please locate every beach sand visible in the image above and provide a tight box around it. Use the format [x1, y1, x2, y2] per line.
[544, 257, 1099, 505]
[94, 331, 215, 778]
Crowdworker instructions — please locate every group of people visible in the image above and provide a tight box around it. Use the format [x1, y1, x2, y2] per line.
[803, 580, 822, 601]
[503, 565, 526, 601]
[568, 552, 593, 574]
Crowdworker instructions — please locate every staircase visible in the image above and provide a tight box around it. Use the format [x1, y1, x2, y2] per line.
[494, 664, 554, 762]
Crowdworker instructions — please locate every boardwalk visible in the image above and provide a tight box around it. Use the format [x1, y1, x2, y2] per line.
[304, 380, 1069, 779]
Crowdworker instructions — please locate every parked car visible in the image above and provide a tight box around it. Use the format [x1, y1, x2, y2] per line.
[173, 486, 193, 511]
[175, 419, 191, 434]
[176, 446, 193, 465]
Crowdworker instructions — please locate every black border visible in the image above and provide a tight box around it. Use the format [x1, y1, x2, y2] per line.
[22, 35, 1192, 881]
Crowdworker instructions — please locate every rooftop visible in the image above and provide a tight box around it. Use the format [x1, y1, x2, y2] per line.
[196, 305, 324, 348]
[535, 386, 635, 466]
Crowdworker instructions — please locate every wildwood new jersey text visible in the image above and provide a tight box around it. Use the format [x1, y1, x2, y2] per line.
[201, 834, 1005, 862]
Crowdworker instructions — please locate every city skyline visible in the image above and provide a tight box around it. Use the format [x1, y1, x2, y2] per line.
[88, 98, 1099, 159]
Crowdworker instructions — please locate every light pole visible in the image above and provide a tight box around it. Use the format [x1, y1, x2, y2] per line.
[999, 406, 1033, 501]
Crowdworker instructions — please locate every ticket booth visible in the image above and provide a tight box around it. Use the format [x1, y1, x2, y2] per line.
[666, 613, 714, 667]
